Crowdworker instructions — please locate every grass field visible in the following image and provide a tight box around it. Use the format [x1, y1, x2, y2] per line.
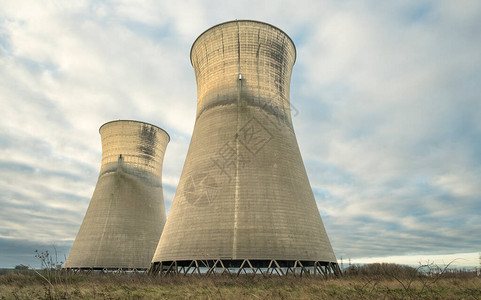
[1, 264, 480, 299]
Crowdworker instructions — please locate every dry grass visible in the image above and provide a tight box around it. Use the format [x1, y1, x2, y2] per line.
[1, 267, 480, 300]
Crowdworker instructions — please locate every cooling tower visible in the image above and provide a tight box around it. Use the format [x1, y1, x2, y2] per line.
[150, 20, 339, 276]
[64, 120, 170, 270]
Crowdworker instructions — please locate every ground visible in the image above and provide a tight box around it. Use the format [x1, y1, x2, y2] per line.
[0, 268, 480, 299]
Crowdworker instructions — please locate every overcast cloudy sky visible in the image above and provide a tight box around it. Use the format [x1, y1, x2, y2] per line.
[1, 0, 480, 269]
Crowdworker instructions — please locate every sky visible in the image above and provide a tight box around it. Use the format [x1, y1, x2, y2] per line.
[0, 0, 480, 269]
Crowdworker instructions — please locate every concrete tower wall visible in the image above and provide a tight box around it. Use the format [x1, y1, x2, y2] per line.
[65, 120, 169, 269]
[192, 21, 296, 126]
[152, 20, 337, 264]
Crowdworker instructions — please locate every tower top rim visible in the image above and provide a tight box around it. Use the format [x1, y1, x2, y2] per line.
[99, 120, 170, 141]
[190, 20, 297, 66]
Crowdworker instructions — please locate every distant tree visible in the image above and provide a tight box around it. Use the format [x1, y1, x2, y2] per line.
[15, 264, 29, 270]
[344, 263, 420, 279]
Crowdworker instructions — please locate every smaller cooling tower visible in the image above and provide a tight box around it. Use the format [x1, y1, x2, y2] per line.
[64, 120, 170, 270]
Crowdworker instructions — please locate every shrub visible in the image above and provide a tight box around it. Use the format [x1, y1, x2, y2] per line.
[343, 263, 420, 279]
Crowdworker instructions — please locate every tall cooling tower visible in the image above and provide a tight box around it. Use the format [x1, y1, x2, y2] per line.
[150, 20, 339, 276]
[65, 120, 170, 270]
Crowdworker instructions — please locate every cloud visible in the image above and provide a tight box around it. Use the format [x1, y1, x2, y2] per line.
[293, 1, 481, 259]
[0, 0, 480, 267]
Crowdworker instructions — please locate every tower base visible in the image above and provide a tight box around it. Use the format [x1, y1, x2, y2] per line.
[62, 267, 147, 274]
[149, 259, 341, 278]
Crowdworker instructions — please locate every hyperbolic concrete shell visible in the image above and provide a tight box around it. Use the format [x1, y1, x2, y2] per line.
[151, 20, 337, 265]
[65, 120, 170, 269]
